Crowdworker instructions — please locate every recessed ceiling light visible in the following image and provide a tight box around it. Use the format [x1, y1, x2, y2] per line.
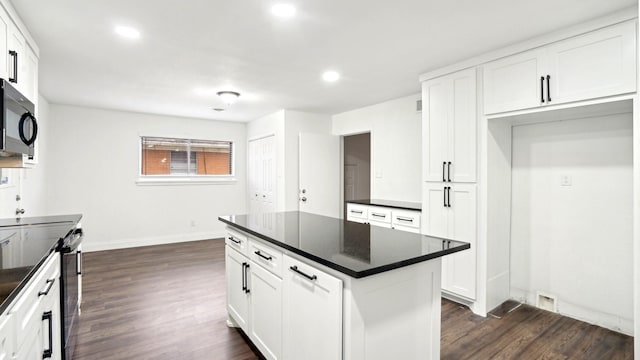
[322, 71, 340, 82]
[271, 4, 296, 18]
[114, 25, 140, 39]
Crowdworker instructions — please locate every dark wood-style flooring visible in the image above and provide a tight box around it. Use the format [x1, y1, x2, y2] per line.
[75, 239, 634, 359]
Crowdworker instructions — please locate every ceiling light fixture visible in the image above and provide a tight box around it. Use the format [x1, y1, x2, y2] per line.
[114, 25, 141, 39]
[217, 91, 241, 105]
[213, 108, 226, 112]
[322, 70, 340, 82]
[271, 4, 296, 18]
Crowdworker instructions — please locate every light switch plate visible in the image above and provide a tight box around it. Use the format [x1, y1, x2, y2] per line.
[560, 175, 572, 186]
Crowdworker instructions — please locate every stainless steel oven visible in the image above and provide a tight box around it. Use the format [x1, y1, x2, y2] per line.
[58, 226, 83, 360]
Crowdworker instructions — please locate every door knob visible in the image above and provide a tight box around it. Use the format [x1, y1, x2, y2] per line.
[301, 197, 307, 202]
[15, 208, 25, 215]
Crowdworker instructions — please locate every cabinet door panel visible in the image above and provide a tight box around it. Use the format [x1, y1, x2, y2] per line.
[226, 246, 249, 332]
[483, 50, 544, 114]
[422, 79, 450, 182]
[0, 9, 9, 81]
[422, 184, 448, 238]
[548, 21, 636, 104]
[283, 255, 342, 360]
[0, 315, 14, 360]
[450, 69, 477, 182]
[445, 184, 477, 299]
[250, 263, 282, 360]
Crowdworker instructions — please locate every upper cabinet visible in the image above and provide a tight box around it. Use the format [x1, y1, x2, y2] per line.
[483, 20, 636, 115]
[422, 68, 477, 183]
[0, 2, 38, 103]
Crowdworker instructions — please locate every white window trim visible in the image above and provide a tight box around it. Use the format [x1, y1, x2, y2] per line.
[137, 135, 236, 186]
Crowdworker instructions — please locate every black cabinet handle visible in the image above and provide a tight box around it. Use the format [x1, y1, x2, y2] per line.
[229, 236, 241, 244]
[254, 250, 272, 261]
[289, 265, 317, 281]
[350, 210, 363, 214]
[241, 262, 246, 292]
[244, 263, 250, 293]
[443, 187, 446, 207]
[540, 76, 545, 103]
[396, 216, 413, 223]
[8, 50, 17, 83]
[447, 161, 452, 182]
[442, 162, 446, 182]
[42, 311, 53, 358]
[447, 187, 452, 208]
[38, 279, 55, 297]
[546, 75, 551, 102]
[371, 213, 386, 218]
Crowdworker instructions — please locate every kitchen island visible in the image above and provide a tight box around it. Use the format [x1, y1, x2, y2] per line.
[219, 211, 469, 360]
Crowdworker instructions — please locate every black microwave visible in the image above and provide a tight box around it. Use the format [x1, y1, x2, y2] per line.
[0, 79, 37, 158]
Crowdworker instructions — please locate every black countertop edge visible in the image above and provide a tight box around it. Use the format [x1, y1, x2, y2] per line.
[0, 248, 56, 315]
[218, 216, 469, 279]
[347, 199, 421, 211]
[0, 215, 82, 314]
[0, 214, 83, 228]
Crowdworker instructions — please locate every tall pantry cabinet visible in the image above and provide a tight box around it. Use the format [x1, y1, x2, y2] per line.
[421, 68, 478, 301]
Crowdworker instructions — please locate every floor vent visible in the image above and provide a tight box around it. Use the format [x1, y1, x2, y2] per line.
[536, 292, 558, 312]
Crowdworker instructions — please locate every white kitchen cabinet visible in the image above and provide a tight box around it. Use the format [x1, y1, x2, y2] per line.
[10, 252, 61, 360]
[282, 255, 342, 360]
[423, 183, 477, 300]
[0, 314, 14, 360]
[422, 68, 477, 183]
[483, 20, 636, 115]
[6, 21, 24, 89]
[227, 236, 284, 360]
[225, 245, 250, 332]
[346, 203, 421, 233]
[0, 8, 10, 81]
[249, 260, 282, 360]
[22, 44, 38, 103]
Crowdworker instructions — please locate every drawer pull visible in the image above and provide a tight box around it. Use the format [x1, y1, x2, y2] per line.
[229, 236, 241, 244]
[289, 266, 317, 281]
[396, 217, 414, 223]
[38, 279, 55, 297]
[371, 213, 386, 218]
[254, 250, 273, 261]
[350, 210, 363, 214]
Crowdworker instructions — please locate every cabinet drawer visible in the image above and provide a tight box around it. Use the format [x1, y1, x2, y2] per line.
[368, 206, 391, 224]
[392, 210, 421, 229]
[283, 255, 342, 297]
[346, 204, 368, 220]
[249, 240, 283, 278]
[225, 228, 249, 256]
[9, 252, 59, 349]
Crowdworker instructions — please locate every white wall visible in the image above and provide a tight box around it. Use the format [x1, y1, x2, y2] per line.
[283, 111, 332, 211]
[247, 109, 332, 212]
[332, 93, 421, 202]
[0, 95, 50, 218]
[45, 104, 247, 251]
[510, 113, 634, 334]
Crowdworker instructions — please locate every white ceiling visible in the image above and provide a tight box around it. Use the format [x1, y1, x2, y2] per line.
[10, 0, 637, 122]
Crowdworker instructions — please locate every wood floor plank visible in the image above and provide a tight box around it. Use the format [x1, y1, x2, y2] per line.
[74, 239, 633, 359]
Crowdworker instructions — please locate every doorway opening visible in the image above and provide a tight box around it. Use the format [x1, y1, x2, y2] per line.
[343, 133, 371, 218]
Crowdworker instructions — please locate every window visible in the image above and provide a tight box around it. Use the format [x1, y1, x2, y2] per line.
[139, 136, 234, 183]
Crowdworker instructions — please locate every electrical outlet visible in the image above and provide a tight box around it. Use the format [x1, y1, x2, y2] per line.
[560, 175, 572, 186]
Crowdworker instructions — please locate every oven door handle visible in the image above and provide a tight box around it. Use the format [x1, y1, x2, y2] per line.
[77, 250, 82, 275]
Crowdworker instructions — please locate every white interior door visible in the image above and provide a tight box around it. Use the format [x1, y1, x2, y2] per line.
[299, 133, 340, 218]
[249, 136, 276, 215]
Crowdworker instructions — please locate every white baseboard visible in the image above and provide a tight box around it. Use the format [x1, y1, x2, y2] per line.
[510, 287, 634, 336]
[486, 270, 510, 312]
[83, 231, 226, 252]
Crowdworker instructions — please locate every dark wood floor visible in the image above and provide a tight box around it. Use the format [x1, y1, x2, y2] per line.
[76, 239, 634, 359]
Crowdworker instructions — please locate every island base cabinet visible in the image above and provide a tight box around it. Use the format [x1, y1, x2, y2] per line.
[249, 262, 282, 360]
[226, 245, 250, 332]
[282, 255, 342, 360]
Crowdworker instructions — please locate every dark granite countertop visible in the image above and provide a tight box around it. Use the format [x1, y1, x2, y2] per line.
[219, 211, 468, 278]
[347, 199, 421, 211]
[0, 214, 82, 314]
